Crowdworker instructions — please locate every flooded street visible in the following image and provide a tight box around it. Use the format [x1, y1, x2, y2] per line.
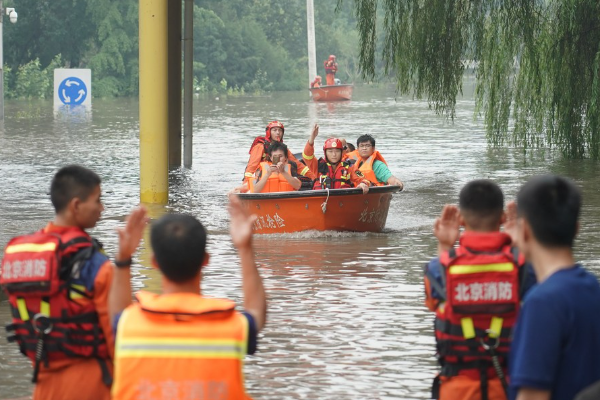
[0, 85, 599, 399]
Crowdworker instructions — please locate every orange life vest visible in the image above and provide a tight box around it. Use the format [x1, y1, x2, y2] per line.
[324, 60, 338, 74]
[112, 291, 251, 400]
[430, 233, 525, 397]
[0, 227, 111, 383]
[343, 149, 360, 164]
[351, 150, 388, 186]
[248, 162, 296, 193]
[313, 159, 352, 189]
[248, 136, 272, 161]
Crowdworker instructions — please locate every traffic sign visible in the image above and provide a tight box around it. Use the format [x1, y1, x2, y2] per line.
[54, 69, 92, 109]
[58, 77, 87, 105]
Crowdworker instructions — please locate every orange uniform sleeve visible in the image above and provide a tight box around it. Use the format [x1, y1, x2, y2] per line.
[302, 142, 319, 177]
[93, 261, 116, 358]
[288, 150, 315, 180]
[244, 146, 265, 183]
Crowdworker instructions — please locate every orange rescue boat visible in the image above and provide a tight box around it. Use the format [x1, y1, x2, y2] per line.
[238, 186, 400, 234]
[309, 84, 354, 102]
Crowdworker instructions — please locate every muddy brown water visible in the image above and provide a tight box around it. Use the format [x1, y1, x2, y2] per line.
[0, 85, 599, 399]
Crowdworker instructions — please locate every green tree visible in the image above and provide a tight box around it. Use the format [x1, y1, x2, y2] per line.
[348, 0, 600, 159]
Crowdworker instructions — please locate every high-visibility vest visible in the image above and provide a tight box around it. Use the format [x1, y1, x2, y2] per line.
[113, 291, 251, 400]
[313, 160, 352, 189]
[248, 162, 296, 193]
[0, 226, 111, 383]
[351, 150, 388, 186]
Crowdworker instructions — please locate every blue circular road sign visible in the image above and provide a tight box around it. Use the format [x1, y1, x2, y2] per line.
[58, 77, 88, 105]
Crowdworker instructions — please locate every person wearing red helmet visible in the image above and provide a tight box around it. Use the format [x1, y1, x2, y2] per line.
[302, 124, 370, 193]
[324, 55, 338, 86]
[243, 121, 314, 184]
[311, 75, 322, 88]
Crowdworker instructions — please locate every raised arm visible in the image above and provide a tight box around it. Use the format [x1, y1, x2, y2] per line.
[433, 204, 461, 256]
[108, 206, 148, 325]
[228, 195, 266, 331]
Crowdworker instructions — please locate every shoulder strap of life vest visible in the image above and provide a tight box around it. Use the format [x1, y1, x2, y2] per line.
[249, 136, 270, 154]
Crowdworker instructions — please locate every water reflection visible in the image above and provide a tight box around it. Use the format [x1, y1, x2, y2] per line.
[0, 87, 599, 399]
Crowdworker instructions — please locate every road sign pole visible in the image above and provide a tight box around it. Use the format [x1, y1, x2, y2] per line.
[0, 0, 4, 120]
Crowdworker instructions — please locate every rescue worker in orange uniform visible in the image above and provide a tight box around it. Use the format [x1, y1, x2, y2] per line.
[324, 55, 338, 86]
[249, 141, 302, 193]
[349, 134, 404, 189]
[311, 75, 322, 88]
[423, 179, 535, 400]
[302, 124, 370, 193]
[0, 165, 116, 400]
[109, 196, 266, 400]
[244, 120, 313, 184]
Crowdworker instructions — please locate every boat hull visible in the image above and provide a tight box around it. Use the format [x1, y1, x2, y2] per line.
[238, 186, 400, 234]
[309, 84, 353, 101]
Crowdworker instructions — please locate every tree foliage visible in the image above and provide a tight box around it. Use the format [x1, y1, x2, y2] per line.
[348, 0, 600, 159]
[2, 0, 368, 99]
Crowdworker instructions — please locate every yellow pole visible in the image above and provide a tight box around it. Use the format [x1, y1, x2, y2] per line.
[139, 0, 169, 204]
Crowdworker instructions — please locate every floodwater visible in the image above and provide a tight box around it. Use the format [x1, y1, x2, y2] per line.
[0, 84, 599, 399]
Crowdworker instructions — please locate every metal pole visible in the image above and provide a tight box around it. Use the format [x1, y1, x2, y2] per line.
[183, 0, 193, 168]
[167, 0, 182, 168]
[0, 0, 4, 120]
[306, 0, 317, 87]
[139, 0, 169, 204]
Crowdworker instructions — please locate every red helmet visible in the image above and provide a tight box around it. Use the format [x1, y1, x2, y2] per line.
[329, 55, 336, 60]
[265, 121, 285, 140]
[323, 138, 343, 152]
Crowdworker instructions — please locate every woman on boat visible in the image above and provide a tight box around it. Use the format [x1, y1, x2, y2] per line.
[249, 141, 302, 193]
[243, 121, 314, 184]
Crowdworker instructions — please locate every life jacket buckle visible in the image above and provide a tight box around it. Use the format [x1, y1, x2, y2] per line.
[479, 329, 500, 350]
[32, 313, 53, 335]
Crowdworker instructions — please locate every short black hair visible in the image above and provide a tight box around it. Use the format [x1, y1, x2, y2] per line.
[150, 214, 207, 283]
[517, 174, 581, 248]
[459, 179, 504, 230]
[50, 165, 101, 213]
[346, 143, 356, 152]
[268, 140, 288, 156]
[356, 134, 376, 148]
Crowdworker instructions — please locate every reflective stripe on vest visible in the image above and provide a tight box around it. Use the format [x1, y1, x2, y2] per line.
[449, 262, 514, 275]
[116, 337, 246, 359]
